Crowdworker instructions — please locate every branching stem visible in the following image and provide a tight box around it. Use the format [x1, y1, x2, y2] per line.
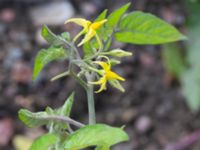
[46, 115, 85, 128]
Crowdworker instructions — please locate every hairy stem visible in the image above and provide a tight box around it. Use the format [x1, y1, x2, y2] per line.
[70, 71, 88, 90]
[46, 115, 85, 128]
[86, 84, 96, 124]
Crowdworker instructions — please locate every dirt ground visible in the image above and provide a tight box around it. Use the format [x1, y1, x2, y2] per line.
[0, 0, 200, 150]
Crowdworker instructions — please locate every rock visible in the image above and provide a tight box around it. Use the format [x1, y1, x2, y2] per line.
[121, 108, 137, 123]
[13, 135, 33, 150]
[0, 23, 6, 34]
[30, 1, 75, 26]
[11, 61, 32, 83]
[0, 118, 14, 146]
[9, 29, 29, 44]
[80, 2, 98, 17]
[3, 46, 23, 69]
[0, 8, 16, 23]
[135, 116, 153, 134]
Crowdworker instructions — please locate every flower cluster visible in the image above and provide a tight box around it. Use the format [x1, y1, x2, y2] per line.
[65, 18, 132, 93]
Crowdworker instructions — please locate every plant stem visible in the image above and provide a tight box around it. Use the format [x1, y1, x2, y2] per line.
[50, 71, 70, 81]
[46, 115, 85, 127]
[86, 84, 96, 124]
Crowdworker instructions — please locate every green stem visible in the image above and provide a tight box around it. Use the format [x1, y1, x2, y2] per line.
[50, 71, 70, 81]
[70, 71, 88, 90]
[86, 84, 96, 124]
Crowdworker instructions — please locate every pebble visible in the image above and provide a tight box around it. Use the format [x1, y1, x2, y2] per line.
[30, 1, 75, 26]
[3, 46, 23, 69]
[135, 116, 153, 134]
[0, 8, 16, 23]
[121, 108, 137, 122]
[11, 61, 32, 83]
[0, 118, 14, 146]
[0, 23, 6, 34]
[80, 2, 98, 17]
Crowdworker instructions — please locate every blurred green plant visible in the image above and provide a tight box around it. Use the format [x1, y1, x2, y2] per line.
[17, 3, 185, 150]
[162, 0, 200, 111]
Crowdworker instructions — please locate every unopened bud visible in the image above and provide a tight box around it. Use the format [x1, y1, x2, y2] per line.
[106, 49, 132, 57]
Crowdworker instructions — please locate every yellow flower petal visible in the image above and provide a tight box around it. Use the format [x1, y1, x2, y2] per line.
[89, 77, 105, 85]
[90, 19, 107, 30]
[106, 71, 125, 81]
[95, 34, 103, 50]
[94, 61, 110, 71]
[73, 29, 85, 42]
[78, 28, 96, 46]
[95, 79, 107, 93]
[64, 18, 91, 30]
[89, 76, 107, 93]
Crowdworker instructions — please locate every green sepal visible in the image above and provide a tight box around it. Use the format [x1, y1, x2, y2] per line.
[110, 59, 121, 66]
[104, 49, 133, 57]
[109, 79, 125, 92]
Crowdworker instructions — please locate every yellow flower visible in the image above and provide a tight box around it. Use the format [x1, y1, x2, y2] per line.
[90, 61, 125, 93]
[65, 18, 107, 49]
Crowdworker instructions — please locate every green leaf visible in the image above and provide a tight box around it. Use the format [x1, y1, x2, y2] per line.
[57, 92, 74, 116]
[98, 3, 130, 45]
[51, 92, 75, 131]
[181, 69, 200, 111]
[18, 109, 49, 128]
[106, 3, 131, 28]
[95, 9, 108, 22]
[33, 46, 67, 80]
[115, 11, 187, 45]
[83, 42, 96, 58]
[95, 146, 110, 150]
[60, 32, 70, 41]
[179, 1, 200, 111]
[29, 134, 58, 150]
[162, 44, 186, 78]
[64, 124, 129, 149]
[42, 25, 63, 46]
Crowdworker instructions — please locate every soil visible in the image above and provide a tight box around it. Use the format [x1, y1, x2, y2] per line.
[0, 0, 200, 150]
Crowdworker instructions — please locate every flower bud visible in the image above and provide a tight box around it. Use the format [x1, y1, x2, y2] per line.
[106, 49, 132, 57]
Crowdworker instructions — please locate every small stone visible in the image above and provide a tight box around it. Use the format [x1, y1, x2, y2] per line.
[11, 61, 32, 83]
[0, 8, 16, 23]
[0, 23, 6, 34]
[121, 109, 137, 122]
[0, 118, 14, 146]
[15, 95, 33, 109]
[80, 2, 98, 17]
[135, 116, 153, 134]
[3, 46, 23, 69]
[30, 1, 75, 26]
[140, 53, 155, 68]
